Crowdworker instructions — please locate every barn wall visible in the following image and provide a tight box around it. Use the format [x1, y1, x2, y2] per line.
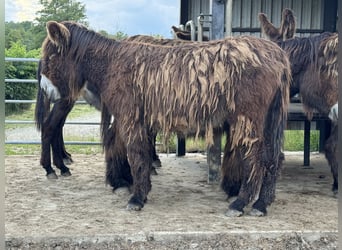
[231, 0, 324, 37]
[179, 0, 337, 39]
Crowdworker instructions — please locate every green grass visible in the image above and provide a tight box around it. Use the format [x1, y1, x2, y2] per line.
[5, 104, 98, 129]
[283, 130, 320, 151]
[159, 130, 320, 153]
[5, 130, 321, 156]
[5, 144, 103, 156]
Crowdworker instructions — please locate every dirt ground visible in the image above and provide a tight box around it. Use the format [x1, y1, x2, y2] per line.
[5, 152, 338, 249]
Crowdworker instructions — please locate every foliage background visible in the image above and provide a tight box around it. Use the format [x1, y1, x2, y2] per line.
[5, 0, 127, 115]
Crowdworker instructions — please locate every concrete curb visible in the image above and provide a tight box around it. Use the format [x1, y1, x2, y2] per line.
[6, 231, 338, 249]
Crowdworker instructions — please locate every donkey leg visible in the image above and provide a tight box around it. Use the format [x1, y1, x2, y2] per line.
[52, 132, 72, 176]
[220, 123, 243, 197]
[58, 130, 73, 165]
[49, 100, 73, 176]
[221, 144, 244, 198]
[150, 132, 161, 175]
[105, 124, 133, 191]
[225, 142, 265, 217]
[324, 124, 338, 194]
[126, 128, 153, 211]
[40, 124, 57, 179]
[250, 152, 284, 216]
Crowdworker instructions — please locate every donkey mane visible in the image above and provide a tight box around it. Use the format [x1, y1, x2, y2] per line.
[59, 21, 118, 63]
[279, 32, 334, 76]
[318, 33, 338, 82]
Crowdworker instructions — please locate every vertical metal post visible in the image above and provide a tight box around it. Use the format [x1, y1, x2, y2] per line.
[197, 14, 204, 42]
[225, 0, 233, 37]
[303, 120, 311, 166]
[185, 20, 196, 41]
[210, 0, 225, 40]
[207, 131, 222, 183]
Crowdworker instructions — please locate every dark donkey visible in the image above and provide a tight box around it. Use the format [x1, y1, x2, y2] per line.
[259, 8, 338, 194]
[40, 21, 291, 216]
[35, 33, 236, 182]
[34, 34, 195, 179]
[35, 60, 103, 178]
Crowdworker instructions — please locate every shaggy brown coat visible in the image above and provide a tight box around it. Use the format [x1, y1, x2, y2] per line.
[41, 21, 291, 216]
[259, 8, 338, 193]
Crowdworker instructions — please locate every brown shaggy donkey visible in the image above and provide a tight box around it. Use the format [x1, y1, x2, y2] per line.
[40, 21, 291, 216]
[259, 9, 338, 194]
[35, 34, 199, 180]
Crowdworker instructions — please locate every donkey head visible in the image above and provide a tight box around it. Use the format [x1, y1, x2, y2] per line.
[171, 25, 209, 41]
[258, 8, 296, 42]
[40, 21, 85, 102]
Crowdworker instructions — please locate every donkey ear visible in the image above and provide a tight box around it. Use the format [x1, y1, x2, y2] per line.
[258, 13, 280, 42]
[280, 8, 296, 40]
[46, 21, 70, 51]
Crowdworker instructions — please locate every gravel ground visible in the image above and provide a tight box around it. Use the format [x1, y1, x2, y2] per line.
[5, 111, 101, 143]
[5, 111, 338, 249]
[5, 152, 338, 249]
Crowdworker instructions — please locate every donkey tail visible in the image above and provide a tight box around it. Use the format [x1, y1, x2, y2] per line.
[260, 68, 291, 206]
[34, 60, 51, 131]
[100, 103, 113, 151]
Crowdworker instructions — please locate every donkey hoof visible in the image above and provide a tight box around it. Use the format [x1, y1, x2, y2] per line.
[126, 203, 143, 211]
[127, 196, 144, 211]
[61, 170, 72, 177]
[150, 167, 158, 176]
[152, 159, 162, 168]
[225, 209, 243, 217]
[113, 187, 131, 197]
[47, 172, 58, 179]
[63, 158, 73, 165]
[249, 208, 266, 217]
[333, 190, 338, 198]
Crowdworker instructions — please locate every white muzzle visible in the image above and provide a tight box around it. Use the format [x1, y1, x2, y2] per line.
[40, 74, 61, 102]
[328, 103, 338, 122]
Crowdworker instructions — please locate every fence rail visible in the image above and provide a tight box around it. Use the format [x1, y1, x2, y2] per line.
[5, 57, 101, 145]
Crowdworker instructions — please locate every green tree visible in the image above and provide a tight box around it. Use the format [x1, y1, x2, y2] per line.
[108, 31, 129, 40]
[5, 41, 40, 115]
[5, 21, 37, 50]
[33, 0, 88, 48]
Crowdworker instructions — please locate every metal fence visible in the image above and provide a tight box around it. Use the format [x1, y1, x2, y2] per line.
[5, 57, 101, 145]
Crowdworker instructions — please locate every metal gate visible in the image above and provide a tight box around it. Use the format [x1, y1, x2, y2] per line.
[5, 57, 101, 145]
